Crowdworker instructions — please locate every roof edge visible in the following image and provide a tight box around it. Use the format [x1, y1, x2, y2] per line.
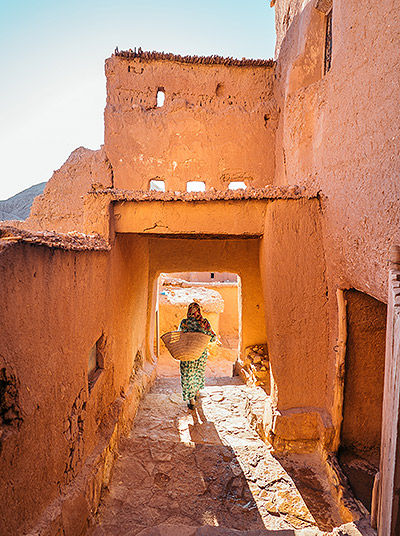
[113, 48, 275, 68]
[0, 225, 110, 252]
[87, 185, 320, 202]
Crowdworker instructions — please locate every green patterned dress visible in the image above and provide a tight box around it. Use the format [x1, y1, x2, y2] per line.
[179, 317, 216, 401]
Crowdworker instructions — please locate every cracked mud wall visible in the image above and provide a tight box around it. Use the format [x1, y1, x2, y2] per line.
[105, 55, 277, 191]
[0, 234, 152, 535]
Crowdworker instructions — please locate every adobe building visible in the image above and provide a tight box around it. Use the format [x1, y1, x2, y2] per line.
[0, 0, 399, 534]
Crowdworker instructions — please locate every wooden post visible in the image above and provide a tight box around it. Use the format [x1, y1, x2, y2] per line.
[332, 288, 347, 451]
[371, 472, 380, 529]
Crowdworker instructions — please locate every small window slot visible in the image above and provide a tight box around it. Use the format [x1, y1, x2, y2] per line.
[324, 9, 333, 74]
[228, 181, 247, 190]
[186, 181, 206, 192]
[88, 335, 105, 392]
[149, 179, 166, 192]
[156, 89, 165, 107]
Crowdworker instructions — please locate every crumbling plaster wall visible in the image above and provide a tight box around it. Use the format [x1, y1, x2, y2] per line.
[273, 0, 400, 302]
[105, 55, 277, 191]
[0, 234, 153, 535]
[26, 146, 113, 233]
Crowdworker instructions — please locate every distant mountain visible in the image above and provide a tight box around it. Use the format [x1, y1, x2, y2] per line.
[0, 182, 47, 221]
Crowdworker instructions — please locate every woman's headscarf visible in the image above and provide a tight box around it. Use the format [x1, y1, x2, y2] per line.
[186, 302, 214, 334]
[187, 302, 202, 321]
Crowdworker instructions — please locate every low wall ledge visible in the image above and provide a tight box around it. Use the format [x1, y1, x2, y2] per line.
[88, 185, 319, 203]
[0, 224, 111, 251]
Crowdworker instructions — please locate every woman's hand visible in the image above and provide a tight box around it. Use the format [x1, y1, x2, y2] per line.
[210, 336, 222, 346]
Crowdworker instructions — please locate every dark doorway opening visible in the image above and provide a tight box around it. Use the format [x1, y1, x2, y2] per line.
[338, 289, 387, 511]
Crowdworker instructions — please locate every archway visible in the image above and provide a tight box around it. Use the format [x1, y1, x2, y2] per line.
[154, 271, 242, 379]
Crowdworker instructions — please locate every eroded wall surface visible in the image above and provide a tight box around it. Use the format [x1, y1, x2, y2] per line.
[0, 234, 153, 535]
[274, 0, 400, 302]
[26, 146, 113, 233]
[105, 54, 277, 191]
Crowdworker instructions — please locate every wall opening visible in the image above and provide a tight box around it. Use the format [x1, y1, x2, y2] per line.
[149, 179, 166, 192]
[215, 83, 224, 97]
[186, 181, 205, 192]
[0, 366, 22, 430]
[338, 289, 387, 511]
[155, 272, 241, 379]
[228, 181, 247, 190]
[156, 89, 165, 107]
[88, 335, 105, 392]
[324, 9, 333, 74]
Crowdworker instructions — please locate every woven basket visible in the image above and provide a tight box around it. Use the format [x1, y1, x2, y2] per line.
[161, 331, 211, 362]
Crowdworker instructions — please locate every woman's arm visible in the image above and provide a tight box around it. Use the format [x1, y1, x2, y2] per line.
[202, 319, 216, 341]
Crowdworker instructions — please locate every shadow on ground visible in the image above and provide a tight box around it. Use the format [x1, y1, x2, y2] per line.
[91, 376, 367, 535]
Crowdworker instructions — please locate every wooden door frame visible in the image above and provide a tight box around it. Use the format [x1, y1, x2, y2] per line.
[378, 245, 400, 535]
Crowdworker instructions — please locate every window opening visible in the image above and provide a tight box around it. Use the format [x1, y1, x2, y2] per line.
[149, 179, 165, 192]
[324, 9, 333, 74]
[210, 272, 215, 279]
[186, 181, 205, 192]
[156, 89, 165, 107]
[228, 181, 247, 190]
[88, 335, 105, 392]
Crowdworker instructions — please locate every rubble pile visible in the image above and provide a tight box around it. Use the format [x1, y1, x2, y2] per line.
[237, 344, 270, 392]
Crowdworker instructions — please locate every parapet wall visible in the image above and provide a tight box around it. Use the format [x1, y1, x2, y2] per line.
[104, 52, 277, 191]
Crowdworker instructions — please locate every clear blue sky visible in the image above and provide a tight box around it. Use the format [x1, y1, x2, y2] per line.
[0, 0, 276, 199]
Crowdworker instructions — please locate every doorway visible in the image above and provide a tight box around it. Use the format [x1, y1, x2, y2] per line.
[338, 289, 387, 511]
[154, 271, 242, 379]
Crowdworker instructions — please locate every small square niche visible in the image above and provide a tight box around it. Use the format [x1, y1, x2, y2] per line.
[149, 179, 165, 192]
[187, 181, 206, 192]
[88, 335, 105, 392]
[228, 181, 247, 190]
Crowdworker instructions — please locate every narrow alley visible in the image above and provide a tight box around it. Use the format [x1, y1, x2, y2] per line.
[91, 371, 350, 535]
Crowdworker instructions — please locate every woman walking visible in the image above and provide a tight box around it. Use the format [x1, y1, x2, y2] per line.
[179, 302, 216, 409]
